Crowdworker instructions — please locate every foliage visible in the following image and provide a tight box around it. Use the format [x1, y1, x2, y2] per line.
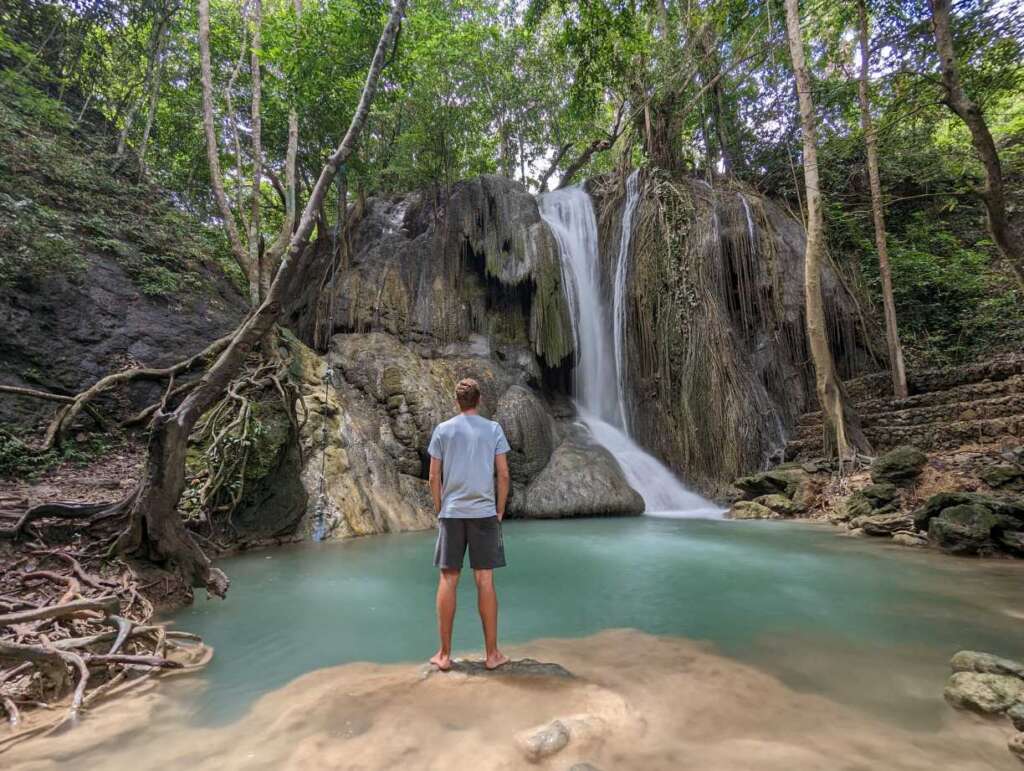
[1, 0, 1022, 366]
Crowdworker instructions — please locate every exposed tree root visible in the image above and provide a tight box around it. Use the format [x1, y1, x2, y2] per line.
[0, 544, 208, 752]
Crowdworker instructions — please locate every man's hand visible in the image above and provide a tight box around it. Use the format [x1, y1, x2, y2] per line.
[429, 456, 443, 516]
[495, 452, 510, 523]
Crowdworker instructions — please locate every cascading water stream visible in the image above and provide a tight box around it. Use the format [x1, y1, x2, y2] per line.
[538, 178, 722, 518]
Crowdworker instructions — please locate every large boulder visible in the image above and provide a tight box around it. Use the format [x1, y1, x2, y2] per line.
[870, 445, 928, 485]
[928, 503, 1001, 555]
[944, 672, 1024, 714]
[753, 493, 804, 516]
[494, 385, 555, 485]
[516, 427, 644, 517]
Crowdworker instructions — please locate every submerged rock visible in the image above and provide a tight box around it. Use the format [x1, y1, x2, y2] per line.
[870, 445, 928, 485]
[944, 671, 1024, 714]
[728, 500, 780, 520]
[516, 719, 570, 762]
[518, 428, 644, 517]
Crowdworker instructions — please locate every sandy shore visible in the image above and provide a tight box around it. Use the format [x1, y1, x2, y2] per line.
[5, 629, 1018, 770]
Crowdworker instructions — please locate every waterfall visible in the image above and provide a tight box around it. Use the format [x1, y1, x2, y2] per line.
[612, 170, 640, 431]
[538, 178, 722, 518]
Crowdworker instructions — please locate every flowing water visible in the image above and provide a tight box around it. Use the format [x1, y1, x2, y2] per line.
[538, 178, 723, 516]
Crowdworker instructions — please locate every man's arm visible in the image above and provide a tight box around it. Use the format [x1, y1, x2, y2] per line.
[495, 452, 510, 521]
[429, 456, 443, 515]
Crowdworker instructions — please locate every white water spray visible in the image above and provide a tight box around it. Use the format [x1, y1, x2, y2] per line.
[612, 170, 641, 431]
[538, 178, 722, 518]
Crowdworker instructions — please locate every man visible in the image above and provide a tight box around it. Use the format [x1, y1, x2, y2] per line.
[427, 377, 511, 671]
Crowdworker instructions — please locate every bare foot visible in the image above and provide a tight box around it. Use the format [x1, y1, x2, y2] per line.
[485, 651, 510, 670]
[429, 651, 452, 671]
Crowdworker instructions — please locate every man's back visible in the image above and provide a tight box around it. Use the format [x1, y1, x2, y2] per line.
[428, 413, 510, 518]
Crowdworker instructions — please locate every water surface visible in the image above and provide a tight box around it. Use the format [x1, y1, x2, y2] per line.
[173, 517, 1024, 729]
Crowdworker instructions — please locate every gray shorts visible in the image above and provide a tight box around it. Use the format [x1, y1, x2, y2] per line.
[433, 516, 506, 570]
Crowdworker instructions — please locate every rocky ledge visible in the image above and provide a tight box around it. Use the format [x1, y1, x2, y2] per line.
[726, 442, 1024, 559]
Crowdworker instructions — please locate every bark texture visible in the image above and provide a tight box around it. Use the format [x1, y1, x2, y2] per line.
[784, 0, 868, 460]
[857, 0, 907, 398]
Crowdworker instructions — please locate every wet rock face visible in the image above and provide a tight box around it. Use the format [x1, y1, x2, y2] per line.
[517, 424, 644, 518]
[285, 175, 573, 372]
[0, 253, 246, 429]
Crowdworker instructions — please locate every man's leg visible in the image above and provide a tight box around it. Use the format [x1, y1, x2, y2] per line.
[474, 569, 508, 670]
[431, 568, 460, 671]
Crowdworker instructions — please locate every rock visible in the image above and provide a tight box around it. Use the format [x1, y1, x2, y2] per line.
[443, 658, 575, 679]
[950, 650, 1024, 680]
[912, 491, 996, 531]
[518, 428, 644, 517]
[870, 445, 928, 485]
[732, 468, 808, 500]
[516, 719, 570, 762]
[836, 492, 877, 522]
[983, 465, 1024, 489]
[728, 500, 781, 520]
[843, 527, 866, 538]
[891, 531, 928, 548]
[753, 493, 804, 516]
[853, 512, 914, 536]
[1009, 732, 1024, 762]
[944, 672, 1024, 714]
[568, 764, 603, 771]
[860, 482, 900, 506]
[928, 503, 1000, 555]
[1008, 702, 1024, 731]
[1000, 531, 1024, 556]
[495, 385, 555, 485]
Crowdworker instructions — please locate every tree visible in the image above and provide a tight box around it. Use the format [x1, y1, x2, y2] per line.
[928, 0, 1024, 291]
[784, 0, 869, 460]
[107, 0, 410, 597]
[856, 0, 907, 398]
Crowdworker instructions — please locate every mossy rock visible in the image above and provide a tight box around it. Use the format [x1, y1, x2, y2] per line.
[852, 511, 914, 536]
[753, 493, 804, 517]
[982, 465, 1024, 489]
[944, 671, 1024, 714]
[911, 491, 996, 531]
[732, 468, 807, 500]
[860, 482, 900, 506]
[728, 500, 781, 520]
[928, 503, 1000, 555]
[870, 445, 928, 485]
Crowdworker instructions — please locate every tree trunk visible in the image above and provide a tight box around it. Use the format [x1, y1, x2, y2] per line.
[116, 10, 168, 159]
[137, 19, 169, 176]
[784, 0, 868, 460]
[115, 0, 409, 597]
[248, 0, 264, 305]
[929, 0, 1024, 291]
[857, 0, 907, 399]
[199, 0, 255, 303]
